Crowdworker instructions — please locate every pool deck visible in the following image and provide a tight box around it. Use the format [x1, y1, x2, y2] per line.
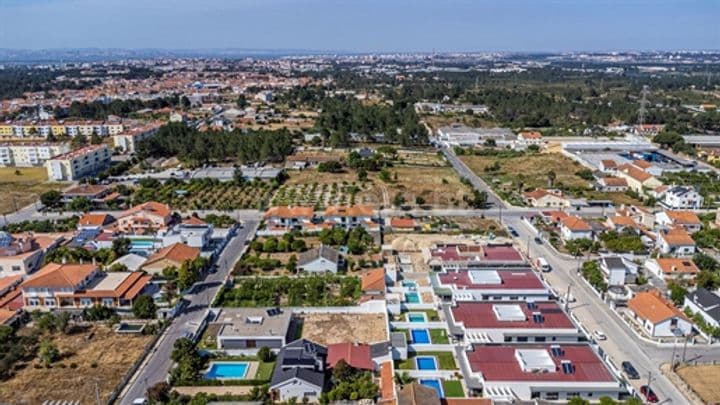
[173, 386, 254, 396]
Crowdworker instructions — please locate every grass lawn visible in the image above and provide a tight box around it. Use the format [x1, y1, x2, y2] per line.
[442, 380, 465, 398]
[0, 167, 67, 214]
[255, 361, 276, 381]
[393, 309, 440, 322]
[395, 351, 457, 370]
[429, 329, 450, 344]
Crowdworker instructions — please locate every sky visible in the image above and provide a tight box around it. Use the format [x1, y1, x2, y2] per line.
[0, 0, 718, 52]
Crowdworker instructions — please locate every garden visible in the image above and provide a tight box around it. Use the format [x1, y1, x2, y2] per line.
[215, 275, 362, 307]
[132, 178, 277, 210]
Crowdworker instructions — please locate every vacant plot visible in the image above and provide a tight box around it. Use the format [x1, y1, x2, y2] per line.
[0, 324, 152, 404]
[276, 165, 472, 208]
[0, 167, 66, 214]
[396, 150, 446, 167]
[300, 312, 388, 345]
[132, 179, 276, 210]
[675, 364, 720, 404]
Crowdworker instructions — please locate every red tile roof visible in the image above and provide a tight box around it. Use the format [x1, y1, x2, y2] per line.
[327, 342, 374, 371]
[361, 268, 386, 292]
[628, 290, 688, 324]
[21, 263, 97, 289]
[144, 243, 200, 267]
[466, 344, 615, 382]
[264, 206, 314, 219]
[390, 217, 417, 229]
[438, 270, 545, 290]
[324, 205, 375, 217]
[452, 301, 574, 329]
[561, 216, 592, 232]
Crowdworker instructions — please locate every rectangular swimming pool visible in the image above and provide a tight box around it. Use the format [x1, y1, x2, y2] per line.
[405, 292, 420, 303]
[416, 356, 438, 370]
[204, 362, 249, 379]
[411, 329, 431, 344]
[420, 379, 443, 398]
[407, 313, 426, 323]
[402, 280, 417, 288]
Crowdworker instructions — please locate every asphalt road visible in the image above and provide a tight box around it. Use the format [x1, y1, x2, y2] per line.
[117, 220, 259, 404]
[440, 147, 507, 208]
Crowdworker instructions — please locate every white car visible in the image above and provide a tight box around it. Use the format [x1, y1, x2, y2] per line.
[132, 398, 148, 405]
[593, 330, 607, 341]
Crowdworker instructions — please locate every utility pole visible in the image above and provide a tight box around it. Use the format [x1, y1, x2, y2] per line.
[682, 333, 689, 363]
[646, 371, 653, 394]
[564, 284, 572, 312]
[526, 234, 531, 258]
[499, 205, 503, 225]
[670, 338, 677, 370]
[638, 85, 650, 130]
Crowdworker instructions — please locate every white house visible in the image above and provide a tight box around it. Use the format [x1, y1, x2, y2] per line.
[270, 339, 326, 402]
[656, 228, 696, 256]
[655, 211, 702, 233]
[684, 288, 720, 329]
[659, 186, 704, 210]
[600, 256, 638, 286]
[297, 245, 340, 273]
[560, 216, 593, 241]
[644, 258, 698, 282]
[628, 291, 694, 338]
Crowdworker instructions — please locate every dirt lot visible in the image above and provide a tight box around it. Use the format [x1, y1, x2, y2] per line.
[675, 364, 720, 404]
[300, 312, 388, 345]
[0, 324, 153, 404]
[278, 165, 472, 208]
[0, 167, 67, 214]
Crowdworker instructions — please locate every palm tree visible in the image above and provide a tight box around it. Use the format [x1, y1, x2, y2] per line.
[394, 371, 415, 386]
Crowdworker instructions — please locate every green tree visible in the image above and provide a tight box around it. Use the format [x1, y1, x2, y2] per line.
[668, 282, 688, 306]
[70, 134, 88, 148]
[357, 168, 368, 182]
[68, 197, 93, 212]
[38, 339, 60, 366]
[146, 382, 171, 403]
[132, 295, 157, 319]
[393, 192, 405, 207]
[567, 397, 590, 405]
[257, 346, 274, 362]
[40, 190, 63, 208]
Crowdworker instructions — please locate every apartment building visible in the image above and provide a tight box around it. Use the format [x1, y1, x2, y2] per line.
[0, 143, 70, 167]
[113, 123, 161, 153]
[0, 121, 124, 139]
[45, 144, 111, 181]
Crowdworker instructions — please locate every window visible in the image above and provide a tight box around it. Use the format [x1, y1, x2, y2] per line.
[80, 298, 93, 307]
[567, 392, 581, 398]
[44, 298, 56, 307]
[11, 266, 21, 272]
[535, 337, 546, 342]
[504, 336, 512, 342]
[28, 298, 40, 306]
[517, 336, 528, 342]
[545, 392, 559, 400]
[102, 298, 114, 307]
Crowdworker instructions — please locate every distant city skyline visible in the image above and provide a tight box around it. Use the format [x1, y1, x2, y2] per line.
[1, 0, 718, 52]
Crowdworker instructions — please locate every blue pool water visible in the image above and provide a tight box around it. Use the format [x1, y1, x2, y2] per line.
[405, 292, 420, 303]
[416, 356, 437, 370]
[130, 240, 155, 249]
[411, 329, 431, 344]
[420, 379, 443, 398]
[408, 313, 426, 323]
[403, 280, 417, 287]
[204, 362, 249, 379]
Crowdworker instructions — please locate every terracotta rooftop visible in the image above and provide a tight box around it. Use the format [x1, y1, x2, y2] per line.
[666, 211, 701, 225]
[324, 205, 375, 217]
[144, 243, 200, 266]
[21, 263, 97, 289]
[618, 164, 653, 182]
[659, 228, 696, 246]
[78, 213, 113, 227]
[561, 216, 592, 232]
[361, 268, 386, 292]
[121, 201, 172, 219]
[609, 216, 640, 229]
[628, 290, 688, 324]
[326, 342, 374, 371]
[264, 205, 314, 219]
[390, 217, 417, 229]
[654, 258, 698, 275]
[601, 177, 627, 187]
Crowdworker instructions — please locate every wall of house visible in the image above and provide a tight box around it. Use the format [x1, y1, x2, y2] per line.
[274, 379, 321, 401]
[299, 258, 337, 273]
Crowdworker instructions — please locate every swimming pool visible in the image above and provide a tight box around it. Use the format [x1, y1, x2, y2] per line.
[130, 240, 155, 249]
[420, 379, 443, 398]
[402, 280, 417, 288]
[405, 292, 420, 303]
[407, 313, 426, 323]
[411, 329, 431, 344]
[416, 356, 437, 370]
[204, 362, 249, 379]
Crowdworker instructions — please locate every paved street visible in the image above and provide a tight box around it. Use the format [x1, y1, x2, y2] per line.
[117, 219, 259, 404]
[440, 147, 507, 208]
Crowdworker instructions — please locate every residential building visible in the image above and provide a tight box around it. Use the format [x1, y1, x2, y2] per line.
[615, 164, 662, 194]
[595, 177, 628, 192]
[656, 210, 702, 233]
[598, 160, 618, 173]
[213, 307, 292, 352]
[270, 339, 327, 402]
[398, 383, 440, 405]
[389, 217, 418, 232]
[644, 258, 698, 282]
[323, 205, 378, 230]
[360, 267, 387, 295]
[45, 144, 111, 181]
[109, 253, 147, 272]
[616, 205, 655, 229]
[77, 213, 115, 230]
[436, 125, 515, 147]
[462, 343, 623, 402]
[113, 123, 161, 153]
[326, 342, 374, 371]
[523, 189, 569, 208]
[63, 184, 113, 203]
[297, 245, 340, 273]
[599, 256, 638, 286]
[659, 186, 704, 210]
[436, 269, 552, 302]
[684, 288, 720, 329]
[425, 243, 525, 271]
[263, 206, 315, 233]
[0, 143, 70, 167]
[516, 131, 543, 146]
[559, 216, 593, 241]
[0, 232, 48, 278]
[447, 301, 582, 343]
[141, 243, 201, 275]
[605, 216, 641, 233]
[627, 290, 693, 337]
[656, 227, 696, 256]
[20, 263, 151, 310]
[117, 201, 173, 234]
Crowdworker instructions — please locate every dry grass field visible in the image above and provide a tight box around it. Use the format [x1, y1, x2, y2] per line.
[0, 167, 67, 214]
[0, 324, 152, 404]
[675, 364, 720, 404]
[300, 313, 388, 345]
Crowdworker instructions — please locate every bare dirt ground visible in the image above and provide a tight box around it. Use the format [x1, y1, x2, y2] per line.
[675, 364, 720, 404]
[300, 313, 388, 345]
[0, 324, 152, 405]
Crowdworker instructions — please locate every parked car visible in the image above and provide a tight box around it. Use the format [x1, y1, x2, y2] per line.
[621, 361, 640, 380]
[535, 257, 551, 272]
[640, 385, 659, 403]
[534, 236, 543, 244]
[593, 330, 607, 341]
[507, 226, 519, 237]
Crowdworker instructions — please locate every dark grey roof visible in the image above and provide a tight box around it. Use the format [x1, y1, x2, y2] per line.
[270, 339, 328, 388]
[668, 186, 695, 195]
[298, 245, 339, 266]
[602, 256, 626, 270]
[391, 332, 407, 348]
[370, 341, 391, 358]
[688, 288, 720, 322]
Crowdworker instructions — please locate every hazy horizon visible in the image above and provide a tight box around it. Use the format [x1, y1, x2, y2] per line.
[1, 0, 718, 52]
